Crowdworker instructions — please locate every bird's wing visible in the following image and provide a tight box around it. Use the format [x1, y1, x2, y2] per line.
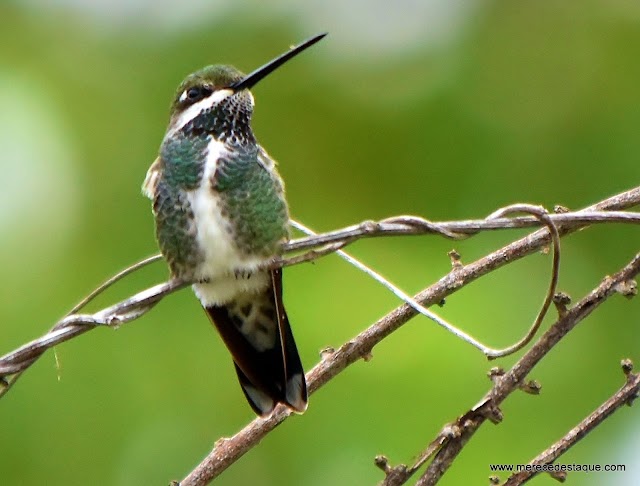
[142, 156, 162, 199]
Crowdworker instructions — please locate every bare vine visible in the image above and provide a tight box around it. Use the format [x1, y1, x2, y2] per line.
[176, 188, 639, 486]
[1, 186, 639, 485]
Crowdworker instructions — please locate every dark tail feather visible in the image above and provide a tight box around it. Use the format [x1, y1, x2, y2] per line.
[233, 362, 276, 416]
[204, 268, 307, 416]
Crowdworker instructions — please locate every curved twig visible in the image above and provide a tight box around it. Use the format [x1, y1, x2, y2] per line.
[67, 254, 164, 314]
[483, 204, 561, 359]
[291, 219, 505, 356]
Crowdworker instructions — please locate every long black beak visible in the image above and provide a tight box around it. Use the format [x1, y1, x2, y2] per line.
[230, 33, 327, 92]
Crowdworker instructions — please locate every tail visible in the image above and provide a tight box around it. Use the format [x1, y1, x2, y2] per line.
[203, 268, 307, 416]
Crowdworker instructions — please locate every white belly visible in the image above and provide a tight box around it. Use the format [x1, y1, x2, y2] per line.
[187, 140, 269, 307]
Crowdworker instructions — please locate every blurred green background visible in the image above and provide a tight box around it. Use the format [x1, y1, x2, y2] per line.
[1, 1, 639, 485]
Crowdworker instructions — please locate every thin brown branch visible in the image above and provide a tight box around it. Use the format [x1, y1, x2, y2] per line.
[291, 184, 639, 256]
[2, 189, 638, 380]
[178, 189, 640, 485]
[502, 360, 639, 485]
[283, 208, 640, 253]
[0, 187, 638, 482]
[0, 241, 351, 395]
[0, 280, 188, 397]
[400, 254, 640, 486]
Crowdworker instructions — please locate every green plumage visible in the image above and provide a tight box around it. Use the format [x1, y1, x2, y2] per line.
[214, 148, 289, 256]
[153, 179, 202, 278]
[161, 131, 209, 189]
[151, 130, 210, 278]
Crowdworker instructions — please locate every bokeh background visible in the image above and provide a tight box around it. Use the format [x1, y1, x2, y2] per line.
[1, 1, 639, 485]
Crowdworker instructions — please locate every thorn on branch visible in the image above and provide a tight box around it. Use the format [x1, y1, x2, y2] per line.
[375, 454, 411, 483]
[360, 219, 380, 234]
[319, 346, 335, 359]
[374, 454, 392, 473]
[548, 469, 567, 482]
[613, 278, 638, 298]
[448, 249, 463, 269]
[553, 205, 570, 214]
[441, 422, 463, 439]
[487, 366, 505, 383]
[214, 436, 230, 448]
[488, 475, 500, 485]
[552, 292, 571, 317]
[620, 359, 639, 406]
[481, 402, 504, 424]
[107, 316, 123, 327]
[488, 366, 540, 395]
[519, 379, 542, 395]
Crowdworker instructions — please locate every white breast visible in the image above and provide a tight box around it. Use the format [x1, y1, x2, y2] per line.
[188, 139, 269, 307]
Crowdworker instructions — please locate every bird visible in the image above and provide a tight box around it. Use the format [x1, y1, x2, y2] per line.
[142, 33, 326, 416]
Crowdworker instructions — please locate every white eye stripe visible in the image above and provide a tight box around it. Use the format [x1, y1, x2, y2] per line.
[178, 90, 188, 102]
[170, 88, 234, 134]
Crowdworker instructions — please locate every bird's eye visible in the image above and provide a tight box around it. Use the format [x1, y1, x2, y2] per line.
[187, 87, 201, 100]
[180, 85, 213, 104]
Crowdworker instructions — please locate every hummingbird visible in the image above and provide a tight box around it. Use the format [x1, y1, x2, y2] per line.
[142, 33, 326, 416]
